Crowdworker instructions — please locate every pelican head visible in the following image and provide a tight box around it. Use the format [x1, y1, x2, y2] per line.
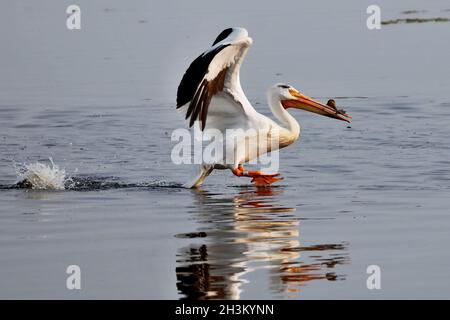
[273, 84, 352, 123]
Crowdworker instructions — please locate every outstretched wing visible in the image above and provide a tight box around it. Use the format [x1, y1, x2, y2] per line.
[176, 28, 254, 131]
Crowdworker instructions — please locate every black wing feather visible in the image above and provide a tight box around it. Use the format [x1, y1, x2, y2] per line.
[212, 28, 233, 46]
[176, 44, 229, 109]
[189, 82, 207, 127]
[186, 82, 204, 119]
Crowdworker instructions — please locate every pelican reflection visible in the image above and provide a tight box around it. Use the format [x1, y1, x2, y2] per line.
[176, 186, 348, 299]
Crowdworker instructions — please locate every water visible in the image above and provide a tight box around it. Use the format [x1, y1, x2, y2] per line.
[13, 158, 66, 190]
[1, 0, 450, 299]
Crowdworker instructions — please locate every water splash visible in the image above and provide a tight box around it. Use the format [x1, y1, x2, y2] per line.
[15, 158, 67, 190]
[6, 158, 183, 191]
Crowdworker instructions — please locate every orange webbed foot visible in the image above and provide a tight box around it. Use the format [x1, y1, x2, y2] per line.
[249, 172, 283, 186]
[232, 167, 283, 186]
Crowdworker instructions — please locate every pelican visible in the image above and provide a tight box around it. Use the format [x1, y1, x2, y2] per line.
[176, 27, 351, 188]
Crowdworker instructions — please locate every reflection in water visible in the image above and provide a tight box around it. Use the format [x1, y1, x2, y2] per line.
[175, 186, 349, 300]
[22, 190, 65, 201]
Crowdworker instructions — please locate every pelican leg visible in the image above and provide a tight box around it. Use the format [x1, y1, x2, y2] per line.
[231, 165, 245, 177]
[231, 166, 283, 186]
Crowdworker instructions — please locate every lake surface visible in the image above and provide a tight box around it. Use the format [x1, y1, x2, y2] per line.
[1, 0, 450, 299]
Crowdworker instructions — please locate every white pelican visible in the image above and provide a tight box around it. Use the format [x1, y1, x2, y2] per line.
[176, 27, 351, 188]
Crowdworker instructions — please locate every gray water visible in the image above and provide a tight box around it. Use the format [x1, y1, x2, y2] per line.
[1, 0, 450, 299]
